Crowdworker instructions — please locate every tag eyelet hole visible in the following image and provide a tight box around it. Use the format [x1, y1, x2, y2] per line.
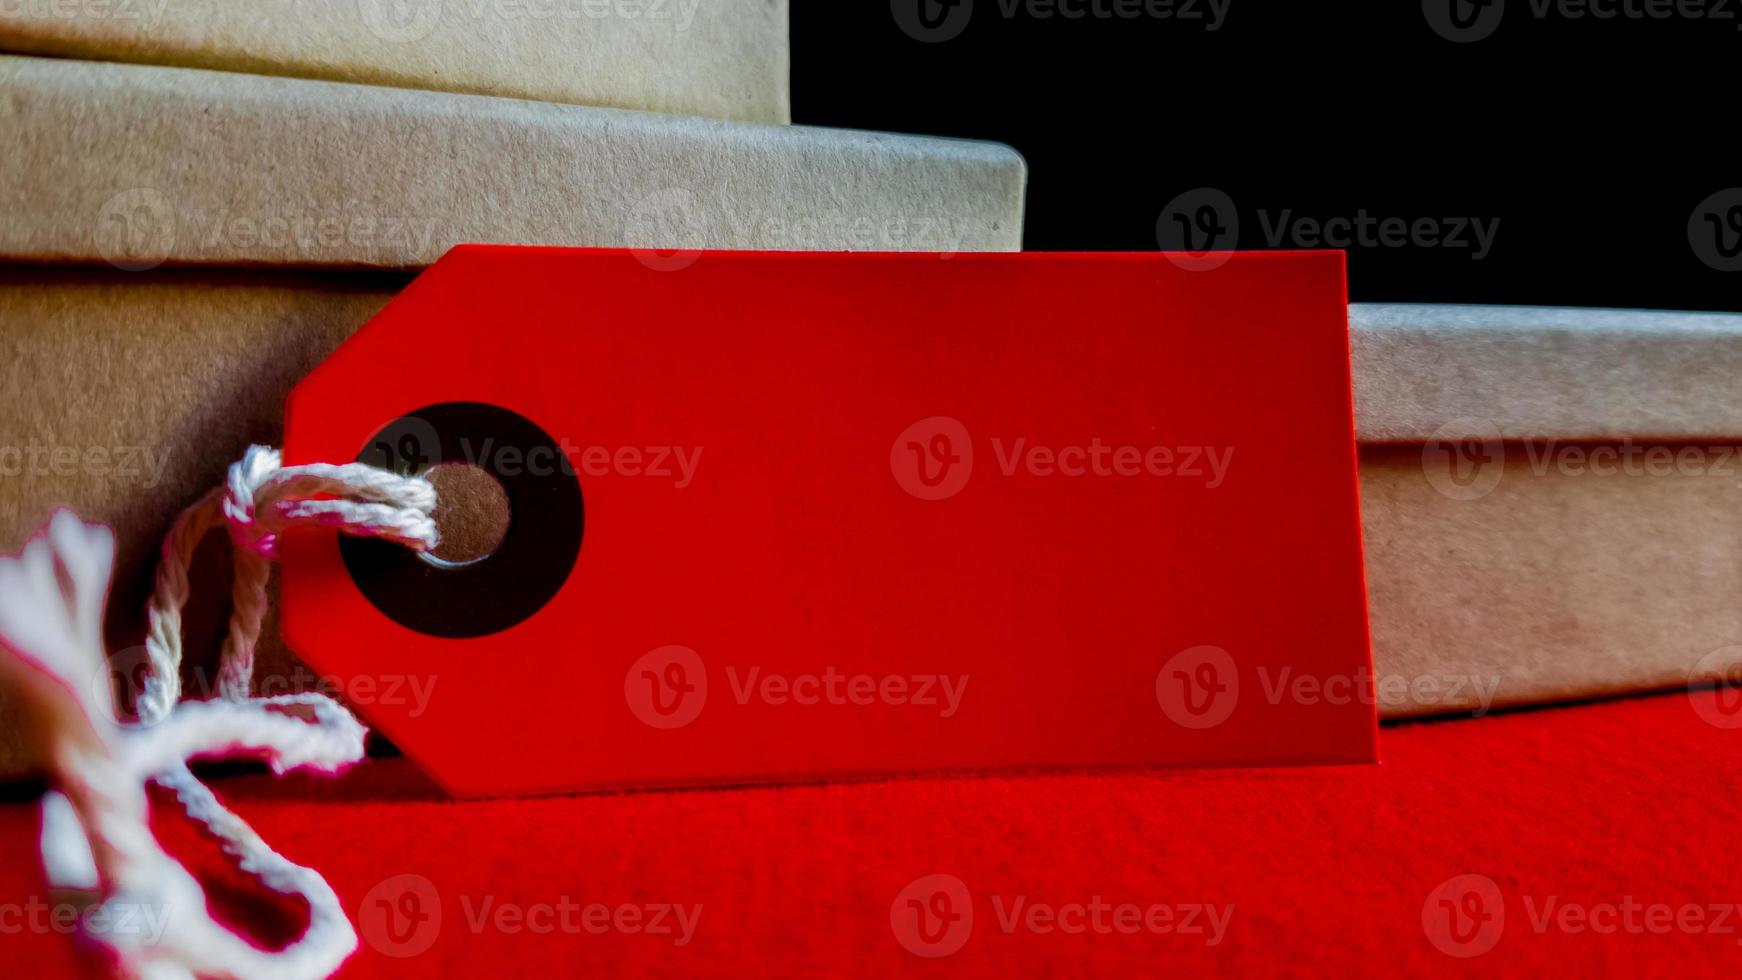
[420, 461, 511, 569]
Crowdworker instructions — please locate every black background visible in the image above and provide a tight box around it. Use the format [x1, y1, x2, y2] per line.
[793, 1, 1738, 311]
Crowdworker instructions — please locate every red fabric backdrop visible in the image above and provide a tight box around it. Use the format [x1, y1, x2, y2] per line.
[1, 689, 1736, 977]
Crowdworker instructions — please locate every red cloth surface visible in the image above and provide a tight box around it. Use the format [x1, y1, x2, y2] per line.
[1, 690, 1737, 977]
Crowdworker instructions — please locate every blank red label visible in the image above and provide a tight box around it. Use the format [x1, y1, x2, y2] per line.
[282, 247, 1375, 796]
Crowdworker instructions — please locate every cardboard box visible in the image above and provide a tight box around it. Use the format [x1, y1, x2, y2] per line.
[0, 53, 1026, 778]
[0, 0, 790, 123]
[0, 55, 1025, 269]
[1352, 303, 1742, 717]
[0, 268, 400, 778]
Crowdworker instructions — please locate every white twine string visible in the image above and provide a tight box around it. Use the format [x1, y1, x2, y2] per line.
[0, 446, 437, 980]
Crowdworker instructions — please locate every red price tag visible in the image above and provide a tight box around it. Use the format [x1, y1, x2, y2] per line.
[282, 248, 1374, 796]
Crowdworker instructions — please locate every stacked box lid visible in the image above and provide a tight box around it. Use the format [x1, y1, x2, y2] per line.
[0, 0, 791, 122]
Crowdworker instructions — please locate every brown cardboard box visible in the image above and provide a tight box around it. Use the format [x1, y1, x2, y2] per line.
[0, 269, 401, 778]
[0, 56, 1025, 270]
[0, 0, 790, 123]
[1359, 441, 1742, 718]
[1351, 304, 1742, 717]
[0, 54, 1026, 778]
